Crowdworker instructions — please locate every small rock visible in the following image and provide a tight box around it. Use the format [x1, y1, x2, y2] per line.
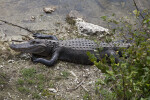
[48, 88, 57, 93]
[76, 81, 79, 84]
[60, 72, 63, 75]
[56, 66, 60, 70]
[8, 60, 14, 63]
[85, 69, 89, 71]
[83, 74, 86, 77]
[0, 65, 3, 68]
[31, 16, 36, 21]
[20, 53, 30, 59]
[43, 6, 56, 13]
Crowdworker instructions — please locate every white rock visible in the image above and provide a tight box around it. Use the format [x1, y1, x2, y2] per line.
[48, 88, 57, 93]
[43, 6, 56, 13]
[0, 65, 3, 68]
[75, 18, 109, 36]
[8, 60, 14, 63]
[56, 66, 60, 70]
[76, 95, 80, 98]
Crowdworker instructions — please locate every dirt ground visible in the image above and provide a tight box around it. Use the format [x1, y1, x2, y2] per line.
[0, 17, 104, 100]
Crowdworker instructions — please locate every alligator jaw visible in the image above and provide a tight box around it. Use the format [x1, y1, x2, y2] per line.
[10, 42, 46, 54]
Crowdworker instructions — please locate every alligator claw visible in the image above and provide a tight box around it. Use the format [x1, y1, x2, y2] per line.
[31, 55, 37, 62]
[33, 33, 41, 38]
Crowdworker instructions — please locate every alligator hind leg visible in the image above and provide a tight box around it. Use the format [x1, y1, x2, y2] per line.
[101, 49, 120, 64]
[33, 33, 58, 40]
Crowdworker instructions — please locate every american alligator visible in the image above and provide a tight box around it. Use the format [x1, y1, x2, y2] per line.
[10, 33, 131, 66]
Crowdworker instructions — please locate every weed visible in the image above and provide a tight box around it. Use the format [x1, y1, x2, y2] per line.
[54, 76, 63, 81]
[32, 92, 41, 99]
[21, 68, 36, 78]
[49, 81, 54, 88]
[36, 74, 45, 81]
[37, 84, 44, 92]
[17, 86, 30, 94]
[26, 79, 35, 85]
[65, 15, 76, 25]
[83, 92, 92, 100]
[0, 72, 7, 85]
[0, 72, 8, 89]
[17, 79, 24, 86]
[61, 71, 70, 79]
[41, 89, 54, 97]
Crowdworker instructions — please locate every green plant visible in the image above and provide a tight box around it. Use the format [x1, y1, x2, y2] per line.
[0, 72, 7, 85]
[41, 89, 54, 97]
[26, 79, 35, 85]
[17, 86, 30, 94]
[61, 71, 70, 79]
[32, 92, 41, 99]
[49, 81, 54, 88]
[83, 92, 92, 100]
[37, 83, 44, 92]
[21, 68, 36, 78]
[88, 9, 150, 99]
[17, 79, 24, 86]
[17, 68, 50, 98]
[65, 15, 76, 25]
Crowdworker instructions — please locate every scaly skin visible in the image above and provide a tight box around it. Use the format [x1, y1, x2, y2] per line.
[10, 33, 130, 66]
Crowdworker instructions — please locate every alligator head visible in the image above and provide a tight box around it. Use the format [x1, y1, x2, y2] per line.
[10, 39, 49, 55]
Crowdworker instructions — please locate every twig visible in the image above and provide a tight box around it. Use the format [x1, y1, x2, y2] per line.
[67, 79, 85, 92]
[0, 19, 34, 33]
[81, 85, 89, 92]
[70, 71, 78, 82]
[132, 0, 144, 19]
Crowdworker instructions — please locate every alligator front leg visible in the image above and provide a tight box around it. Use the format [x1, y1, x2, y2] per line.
[33, 33, 58, 40]
[31, 49, 60, 66]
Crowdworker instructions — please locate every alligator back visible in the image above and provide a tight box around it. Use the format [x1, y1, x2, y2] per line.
[59, 38, 98, 50]
[57, 38, 98, 65]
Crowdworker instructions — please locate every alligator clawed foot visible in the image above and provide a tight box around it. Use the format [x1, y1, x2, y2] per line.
[33, 33, 41, 38]
[31, 56, 38, 62]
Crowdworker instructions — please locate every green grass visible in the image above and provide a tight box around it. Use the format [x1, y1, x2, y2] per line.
[83, 92, 92, 100]
[32, 92, 41, 99]
[17, 79, 24, 86]
[36, 74, 45, 81]
[37, 84, 44, 92]
[16, 67, 58, 99]
[26, 79, 35, 85]
[21, 68, 36, 78]
[61, 71, 70, 79]
[0, 72, 7, 86]
[17, 86, 30, 94]
[49, 81, 54, 88]
[41, 89, 54, 97]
